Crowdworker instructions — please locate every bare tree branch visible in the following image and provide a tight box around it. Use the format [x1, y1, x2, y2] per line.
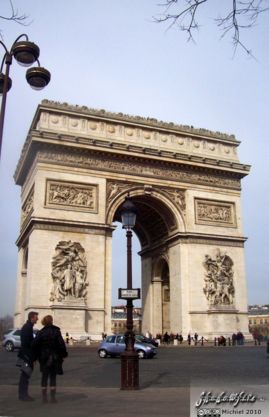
[153, 0, 269, 55]
[0, 0, 31, 40]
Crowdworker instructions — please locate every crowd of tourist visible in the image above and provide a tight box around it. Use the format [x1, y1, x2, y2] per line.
[153, 331, 246, 346]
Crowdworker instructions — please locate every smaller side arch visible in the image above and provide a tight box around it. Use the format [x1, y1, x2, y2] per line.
[148, 254, 171, 336]
[152, 253, 169, 280]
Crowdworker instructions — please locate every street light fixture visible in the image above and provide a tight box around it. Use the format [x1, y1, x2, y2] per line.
[119, 197, 140, 390]
[0, 34, 51, 159]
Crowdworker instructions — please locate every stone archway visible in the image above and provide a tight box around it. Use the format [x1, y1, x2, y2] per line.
[107, 187, 184, 337]
[161, 261, 170, 333]
[151, 256, 171, 335]
[14, 100, 251, 339]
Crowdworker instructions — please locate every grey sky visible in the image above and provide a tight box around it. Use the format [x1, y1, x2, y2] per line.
[0, 1, 268, 316]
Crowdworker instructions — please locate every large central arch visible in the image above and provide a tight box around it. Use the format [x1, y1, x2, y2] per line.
[13, 100, 251, 339]
[108, 187, 185, 335]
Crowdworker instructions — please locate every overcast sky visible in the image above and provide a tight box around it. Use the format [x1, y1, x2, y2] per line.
[0, 1, 268, 316]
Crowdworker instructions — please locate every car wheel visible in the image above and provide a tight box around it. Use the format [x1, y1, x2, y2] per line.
[5, 341, 14, 352]
[137, 350, 145, 359]
[98, 349, 107, 358]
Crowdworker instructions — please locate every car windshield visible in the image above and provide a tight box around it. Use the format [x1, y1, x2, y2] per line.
[4, 329, 14, 335]
[116, 335, 125, 344]
[105, 335, 116, 343]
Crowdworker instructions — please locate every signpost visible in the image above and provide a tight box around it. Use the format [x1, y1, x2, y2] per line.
[118, 288, 141, 300]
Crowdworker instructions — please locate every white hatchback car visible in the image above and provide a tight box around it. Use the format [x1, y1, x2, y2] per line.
[2, 328, 38, 352]
[2, 329, 22, 352]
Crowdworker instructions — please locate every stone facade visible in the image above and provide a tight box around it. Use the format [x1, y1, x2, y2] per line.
[14, 100, 251, 339]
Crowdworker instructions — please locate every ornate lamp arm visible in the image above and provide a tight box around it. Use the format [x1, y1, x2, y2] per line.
[0, 34, 50, 160]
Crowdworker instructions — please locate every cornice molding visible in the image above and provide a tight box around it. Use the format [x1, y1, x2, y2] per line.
[16, 217, 115, 248]
[31, 129, 250, 170]
[39, 99, 238, 143]
[14, 101, 251, 184]
[139, 232, 246, 256]
[189, 310, 240, 315]
[15, 143, 244, 191]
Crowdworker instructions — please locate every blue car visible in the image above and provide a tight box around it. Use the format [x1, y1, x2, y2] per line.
[98, 334, 157, 359]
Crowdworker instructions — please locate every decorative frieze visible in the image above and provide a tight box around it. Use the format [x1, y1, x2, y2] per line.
[45, 180, 98, 212]
[203, 249, 235, 307]
[195, 198, 236, 227]
[21, 186, 34, 227]
[38, 149, 241, 190]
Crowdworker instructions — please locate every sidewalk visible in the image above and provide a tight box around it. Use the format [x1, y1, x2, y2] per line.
[0, 385, 189, 417]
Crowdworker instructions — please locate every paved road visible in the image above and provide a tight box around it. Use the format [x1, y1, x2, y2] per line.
[0, 344, 268, 417]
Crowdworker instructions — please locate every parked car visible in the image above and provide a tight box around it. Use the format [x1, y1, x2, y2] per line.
[98, 334, 157, 359]
[2, 328, 38, 352]
[135, 334, 158, 347]
[2, 329, 22, 352]
[3, 328, 14, 335]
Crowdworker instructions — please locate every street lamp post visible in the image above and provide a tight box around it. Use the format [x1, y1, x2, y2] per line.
[119, 197, 139, 390]
[0, 34, 51, 159]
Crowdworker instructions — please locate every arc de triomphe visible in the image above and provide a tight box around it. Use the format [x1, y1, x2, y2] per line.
[14, 100, 250, 339]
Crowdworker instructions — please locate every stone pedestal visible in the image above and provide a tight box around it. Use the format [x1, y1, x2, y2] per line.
[51, 298, 87, 337]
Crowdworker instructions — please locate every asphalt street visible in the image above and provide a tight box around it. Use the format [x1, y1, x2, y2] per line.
[0, 344, 268, 417]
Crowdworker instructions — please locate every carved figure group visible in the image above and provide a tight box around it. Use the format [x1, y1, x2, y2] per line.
[50, 241, 88, 302]
[41, 150, 239, 190]
[21, 190, 34, 224]
[48, 182, 95, 209]
[197, 203, 232, 223]
[203, 249, 235, 306]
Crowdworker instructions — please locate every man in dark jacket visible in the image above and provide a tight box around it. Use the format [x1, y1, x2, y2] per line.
[18, 311, 39, 401]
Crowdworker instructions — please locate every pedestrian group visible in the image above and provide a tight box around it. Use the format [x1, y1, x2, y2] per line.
[18, 311, 67, 403]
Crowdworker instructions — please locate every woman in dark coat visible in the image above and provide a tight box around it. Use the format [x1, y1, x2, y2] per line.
[32, 315, 67, 403]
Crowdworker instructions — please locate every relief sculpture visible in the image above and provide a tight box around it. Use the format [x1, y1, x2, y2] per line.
[50, 241, 88, 302]
[21, 187, 34, 226]
[106, 181, 132, 202]
[195, 199, 235, 226]
[163, 188, 186, 213]
[203, 249, 235, 306]
[46, 180, 97, 212]
[38, 150, 241, 190]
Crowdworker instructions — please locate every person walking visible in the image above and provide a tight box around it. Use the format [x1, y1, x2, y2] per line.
[187, 333, 191, 345]
[32, 315, 67, 404]
[18, 311, 39, 401]
[163, 331, 170, 345]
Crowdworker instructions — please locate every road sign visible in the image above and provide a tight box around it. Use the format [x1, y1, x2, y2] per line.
[118, 288, 140, 300]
